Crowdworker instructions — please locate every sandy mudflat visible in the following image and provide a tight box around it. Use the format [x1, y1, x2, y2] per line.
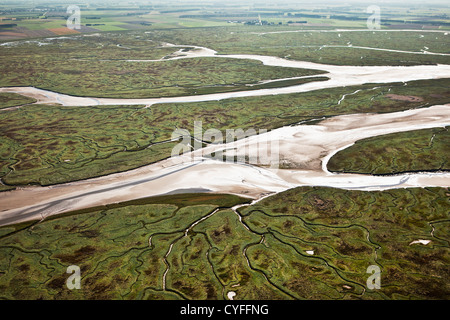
[0, 104, 448, 226]
[385, 94, 424, 102]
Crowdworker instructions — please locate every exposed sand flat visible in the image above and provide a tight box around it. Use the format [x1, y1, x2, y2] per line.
[0, 160, 292, 226]
[0, 104, 448, 226]
[189, 104, 450, 173]
[409, 240, 431, 246]
[227, 291, 236, 300]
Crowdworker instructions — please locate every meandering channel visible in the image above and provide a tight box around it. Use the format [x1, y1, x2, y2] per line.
[1, 43, 450, 107]
[0, 104, 448, 226]
[0, 41, 449, 226]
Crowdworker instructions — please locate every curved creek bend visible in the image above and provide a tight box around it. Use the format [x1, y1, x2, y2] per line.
[1, 43, 450, 107]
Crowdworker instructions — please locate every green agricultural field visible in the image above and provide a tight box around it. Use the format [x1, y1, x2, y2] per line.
[1, 78, 449, 187]
[328, 126, 450, 175]
[0, 187, 448, 299]
[16, 19, 68, 31]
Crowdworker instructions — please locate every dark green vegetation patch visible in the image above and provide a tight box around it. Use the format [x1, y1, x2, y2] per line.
[0, 187, 448, 299]
[328, 126, 449, 175]
[0, 93, 36, 110]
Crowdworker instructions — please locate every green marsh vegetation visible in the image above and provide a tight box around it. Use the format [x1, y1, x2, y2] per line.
[0, 54, 326, 99]
[0, 187, 448, 299]
[328, 126, 450, 175]
[0, 6, 449, 302]
[0, 34, 326, 98]
[238, 186, 450, 300]
[1, 27, 450, 102]
[0, 93, 36, 109]
[147, 27, 450, 66]
[1, 78, 449, 186]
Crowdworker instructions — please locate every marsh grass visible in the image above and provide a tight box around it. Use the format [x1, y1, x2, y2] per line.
[0, 187, 448, 299]
[1, 78, 449, 186]
[328, 126, 450, 175]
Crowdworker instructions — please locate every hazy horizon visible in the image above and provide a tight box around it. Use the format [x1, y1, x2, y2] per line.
[2, 0, 450, 4]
